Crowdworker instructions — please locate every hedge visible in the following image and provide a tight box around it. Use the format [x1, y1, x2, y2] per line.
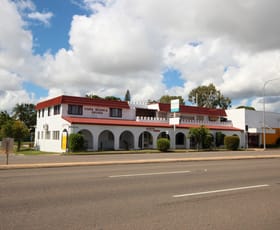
[224, 135, 240, 150]
[157, 138, 170, 152]
[68, 133, 84, 152]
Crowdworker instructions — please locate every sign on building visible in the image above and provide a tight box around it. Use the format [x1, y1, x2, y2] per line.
[1, 138, 14, 165]
[170, 99, 180, 113]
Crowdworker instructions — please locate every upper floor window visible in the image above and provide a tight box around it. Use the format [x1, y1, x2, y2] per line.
[48, 107, 51, 116]
[42, 108, 45, 117]
[54, 105, 61, 115]
[110, 108, 122, 118]
[68, 104, 83, 115]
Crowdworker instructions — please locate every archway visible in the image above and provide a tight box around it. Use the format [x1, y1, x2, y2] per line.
[98, 130, 114, 150]
[79, 129, 93, 150]
[157, 131, 170, 140]
[176, 132, 186, 148]
[138, 131, 153, 149]
[61, 129, 68, 151]
[119, 131, 134, 150]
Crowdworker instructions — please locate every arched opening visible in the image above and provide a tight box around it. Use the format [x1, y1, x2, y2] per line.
[157, 131, 170, 140]
[119, 131, 134, 150]
[176, 132, 186, 148]
[78, 129, 93, 150]
[98, 130, 114, 150]
[138, 131, 153, 149]
[61, 129, 68, 151]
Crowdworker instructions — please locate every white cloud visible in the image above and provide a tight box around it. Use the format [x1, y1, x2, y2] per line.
[1, 0, 280, 113]
[27, 11, 53, 26]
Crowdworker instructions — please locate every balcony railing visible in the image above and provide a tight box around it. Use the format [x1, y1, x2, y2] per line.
[136, 116, 233, 127]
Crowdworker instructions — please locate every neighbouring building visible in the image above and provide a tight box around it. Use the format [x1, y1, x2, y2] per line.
[35, 95, 243, 153]
[226, 108, 280, 147]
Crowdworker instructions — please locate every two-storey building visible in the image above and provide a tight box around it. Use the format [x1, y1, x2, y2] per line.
[35, 95, 243, 152]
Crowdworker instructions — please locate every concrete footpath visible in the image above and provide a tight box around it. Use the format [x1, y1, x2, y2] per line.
[1, 149, 280, 170]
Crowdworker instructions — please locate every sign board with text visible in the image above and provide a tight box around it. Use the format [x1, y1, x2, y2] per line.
[170, 99, 180, 113]
[169, 117, 180, 125]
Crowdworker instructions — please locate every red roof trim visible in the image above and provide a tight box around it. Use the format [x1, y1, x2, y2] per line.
[157, 103, 227, 117]
[36, 95, 130, 110]
[62, 116, 241, 131]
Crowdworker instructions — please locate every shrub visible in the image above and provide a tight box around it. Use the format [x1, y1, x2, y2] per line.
[224, 135, 240, 150]
[203, 133, 214, 149]
[215, 132, 225, 147]
[188, 126, 212, 149]
[157, 138, 170, 152]
[68, 133, 84, 152]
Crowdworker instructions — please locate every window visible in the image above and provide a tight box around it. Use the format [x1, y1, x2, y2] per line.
[53, 131, 60, 140]
[68, 105, 83, 115]
[38, 110, 41, 118]
[110, 108, 122, 118]
[54, 105, 61, 115]
[45, 131, 51, 139]
[42, 108, 45, 117]
[48, 107, 51, 116]
[37, 131, 40, 140]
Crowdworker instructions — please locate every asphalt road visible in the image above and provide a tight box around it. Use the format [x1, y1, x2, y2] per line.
[2, 149, 280, 165]
[1, 159, 280, 229]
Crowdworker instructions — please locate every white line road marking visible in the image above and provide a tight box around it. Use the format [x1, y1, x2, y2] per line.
[109, 170, 191, 178]
[173, 184, 270, 198]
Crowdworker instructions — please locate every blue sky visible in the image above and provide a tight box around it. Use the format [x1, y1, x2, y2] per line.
[29, 1, 86, 55]
[1, 0, 280, 112]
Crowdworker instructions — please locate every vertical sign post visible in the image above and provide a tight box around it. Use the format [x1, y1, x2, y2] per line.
[170, 99, 180, 149]
[2, 138, 14, 165]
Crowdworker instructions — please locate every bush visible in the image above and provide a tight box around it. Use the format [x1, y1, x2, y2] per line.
[203, 134, 214, 149]
[215, 132, 225, 147]
[68, 133, 84, 152]
[224, 135, 240, 150]
[157, 138, 170, 152]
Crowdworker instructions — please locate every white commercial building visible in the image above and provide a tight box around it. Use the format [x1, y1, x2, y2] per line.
[35, 95, 243, 153]
[226, 108, 280, 147]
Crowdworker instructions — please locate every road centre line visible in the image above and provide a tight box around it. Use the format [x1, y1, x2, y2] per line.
[109, 170, 191, 178]
[173, 184, 270, 198]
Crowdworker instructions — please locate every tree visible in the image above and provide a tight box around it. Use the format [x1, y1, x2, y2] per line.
[104, 96, 121, 101]
[1, 120, 29, 151]
[124, 90, 131, 102]
[12, 103, 36, 129]
[0, 112, 12, 140]
[188, 125, 213, 149]
[188, 83, 231, 109]
[85, 94, 102, 99]
[159, 95, 185, 105]
[236, 106, 255, 110]
[12, 120, 29, 151]
[0, 120, 14, 140]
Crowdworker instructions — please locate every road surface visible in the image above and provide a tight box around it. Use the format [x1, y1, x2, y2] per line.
[1, 159, 279, 229]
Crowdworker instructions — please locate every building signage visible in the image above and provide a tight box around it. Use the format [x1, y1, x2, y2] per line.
[146, 127, 161, 132]
[169, 117, 180, 125]
[84, 107, 108, 115]
[171, 99, 180, 113]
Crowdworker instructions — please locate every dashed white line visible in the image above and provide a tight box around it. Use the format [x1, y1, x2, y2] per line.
[109, 170, 191, 178]
[173, 184, 270, 198]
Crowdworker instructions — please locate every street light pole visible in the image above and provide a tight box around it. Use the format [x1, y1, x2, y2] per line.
[262, 77, 280, 150]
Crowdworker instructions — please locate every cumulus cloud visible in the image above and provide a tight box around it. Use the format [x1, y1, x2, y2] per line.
[1, 0, 280, 113]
